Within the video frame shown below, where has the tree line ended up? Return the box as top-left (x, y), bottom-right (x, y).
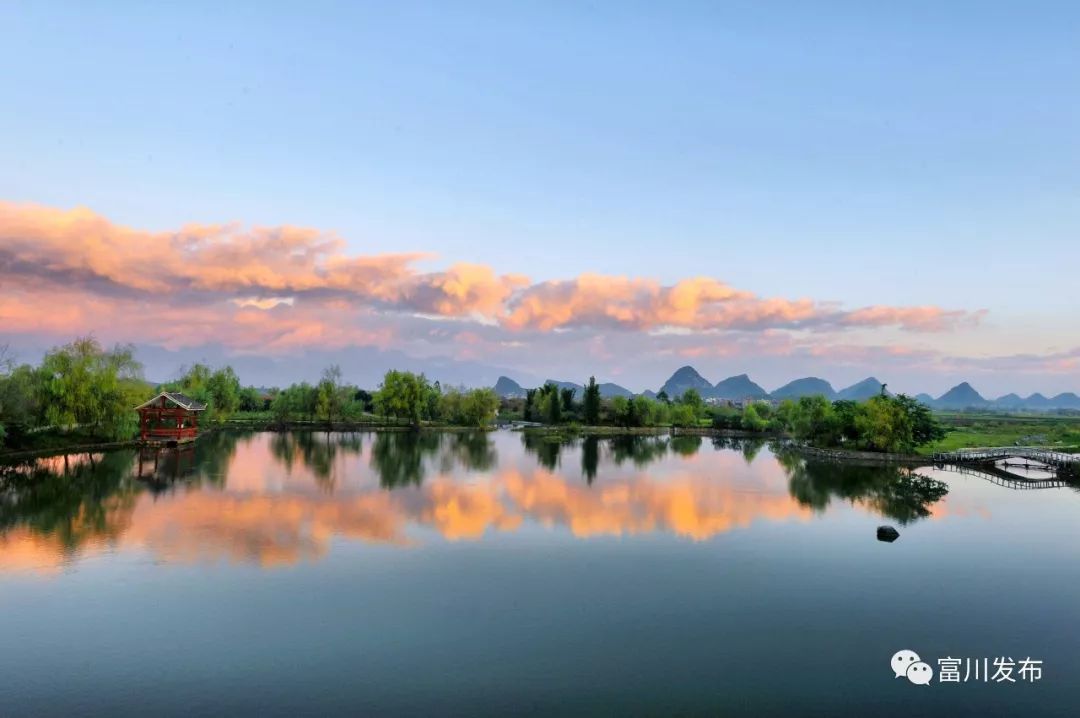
top-left (1, 337), bottom-right (943, 454)
top-left (0, 338), bottom-right (503, 449)
top-left (508, 377), bottom-right (945, 453)
top-left (269, 368), bottom-right (499, 429)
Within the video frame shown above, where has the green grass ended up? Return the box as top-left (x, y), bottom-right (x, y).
top-left (918, 412), bottom-right (1080, 454)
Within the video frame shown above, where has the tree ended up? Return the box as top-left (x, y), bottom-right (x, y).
top-left (461, 388), bottom-right (499, 427)
top-left (656, 390), bottom-right (670, 404)
top-left (272, 383), bottom-right (312, 422)
top-left (205, 366), bottom-right (241, 422)
top-left (166, 363), bottom-right (241, 423)
top-left (524, 388), bottom-right (538, 422)
top-left (855, 396), bottom-right (908, 452)
top-left (677, 389), bottom-right (704, 426)
top-left (373, 370), bottom-right (429, 427)
top-left (239, 386), bottom-right (264, 412)
top-left (545, 390), bottom-right (562, 424)
top-left (560, 387), bottom-right (576, 414)
top-left (610, 396), bottom-right (629, 426)
top-left (315, 365), bottom-right (345, 424)
top-left (534, 383), bottom-right (561, 425)
top-left (741, 403), bottom-right (768, 432)
top-left (37, 337), bottom-right (146, 439)
top-left (0, 363), bottom-right (41, 433)
top-left (670, 403), bottom-right (697, 428)
top-left (832, 399), bottom-right (861, 443)
top-left (894, 394), bottom-right (945, 447)
top-left (790, 395), bottom-right (841, 446)
top-left (632, 395), bottom-right (654, 426)
top-left (583, 376), bottom-right (601, 425)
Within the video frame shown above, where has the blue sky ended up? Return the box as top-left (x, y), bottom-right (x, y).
top-left (2, 1), bottom-right (1079, 393)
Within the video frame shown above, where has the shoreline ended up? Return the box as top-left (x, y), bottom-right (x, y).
top-left (0, 423), bottom-right (1063, 470)
top-left (783, 443), bottom-right (931, 466)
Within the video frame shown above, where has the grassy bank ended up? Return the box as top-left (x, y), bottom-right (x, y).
top-left (918, 412), bottom-right (1080, 454)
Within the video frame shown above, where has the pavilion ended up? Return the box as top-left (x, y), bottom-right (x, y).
top-left (134, 392), bottom-right (207, 444)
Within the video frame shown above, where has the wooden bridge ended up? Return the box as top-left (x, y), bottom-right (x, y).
top-left (931, 446), bottom-right (1079, 479)
top-left (932, 462), bottom-right (1073, 490)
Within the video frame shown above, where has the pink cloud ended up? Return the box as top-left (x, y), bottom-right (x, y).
top-left (0, 201), bottom-right (984, 355)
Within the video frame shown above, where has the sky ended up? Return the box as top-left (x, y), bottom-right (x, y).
top-left (2, 1), bottom-right (1079, 395)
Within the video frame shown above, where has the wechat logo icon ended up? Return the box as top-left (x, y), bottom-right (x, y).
top-left (892, 649), bottom-right (934, 685)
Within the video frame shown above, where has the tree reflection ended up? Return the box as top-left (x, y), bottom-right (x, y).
top-left (438, 432), bottom-right (497, 474)
top-left (779, 454), bottom-right (948, 525)
top-left (370, 431), bottom-right (441, 489)
top-left (711, 436), bottom-right (767, 464)
top-left (521, 433), bottom-right (565, 471)
top-left (669, 434), bottom-right (702, 457)
top-left (581, 436), bottom-right (599, 484)
top-left (609, 435), bottom-right (673, 467)
top-left (0, 451), bottom-right (141, 555)
top-left (268, 431), bottom-right (366, 491)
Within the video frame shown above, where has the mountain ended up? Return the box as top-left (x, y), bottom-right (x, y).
top-left (915, 393), bottom-right (936, 405)
top-left (770, 377), bottom-right (836, 400)
top-left (598, 382), bottom-right (633, 398)
top-left (498, 377), bottom-right (632, 400)
top-left (640, 389), bottom-right (658, 400)
top-left (995, 393), bottom-right (1025, 409)
top-left (1024, 392), bottom-right (1052, 410)
top-left (836, 377), bottom-right (887, 401)
top-left (494, 376), bottom-right (526, 398)
top-left (713, 374), bottom-right (768, 400)
top-left (545, 380), bottom-right (584, 396)
top-left (991, 392), bottom-right (1080, 411)
top-left (935, 382), bottom-right (988, 409)
top-left (1049, 392), bottom-right (1080, 409)
top-left (125, 342), bottom-right (544, 391)
top-left (660, 366), bottom-right (715, 399)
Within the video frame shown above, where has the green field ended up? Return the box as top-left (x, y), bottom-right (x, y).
top-left (918, 412), bottom-right (1080, 454)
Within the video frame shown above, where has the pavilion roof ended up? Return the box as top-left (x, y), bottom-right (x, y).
top-left (134, 391), bottom-right (208, 411)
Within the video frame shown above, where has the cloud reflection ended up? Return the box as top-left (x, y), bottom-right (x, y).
top-left (0, 431), bottom-right (953, 574)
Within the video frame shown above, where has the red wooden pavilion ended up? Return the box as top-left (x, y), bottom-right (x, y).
top-left (135, 392), bottom-right (207, 443)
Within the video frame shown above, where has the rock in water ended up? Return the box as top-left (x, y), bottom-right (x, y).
top-left (877, 526), bottom-right (900, 543)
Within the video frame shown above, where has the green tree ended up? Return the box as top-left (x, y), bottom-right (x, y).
top-left (790, 395), bottom-right (841, 446)
top-left (832, 399), bottom-right (861, 443)
top-left (238, 386), bottom-right (264, 412)
top-left (855, 396), bottom-right (908, 452)
top-left (534, 383), bottom-right (561, 425)
top-left (544, 390), bottom-right (562, 424)
top-left (0, 362), bottom-right (41, 439)
top-left (166, 363), bottom-right (241, 423)
top-left (560, 387), bottom-right (576, 414)
top-left (315, 365), bottom-right (345, 424)
top-left (523, 388), bottom-right (538, 422)
top-left (373, 370), bottom-right (430, 427)
top-left (583, 376), bottom-right (601, 425)
top-left (205, 366), bottom-right (241, 422)
top-left (461, 388), bottom-right (500, 427)
top-left (741, 403), bottom-right (768, 432)
top-left (894, 394), bottom-right (946, 447)
top-left (670, 403), bottom-right (697, 428)
top-left (37, 337), bottom-right (146, 439)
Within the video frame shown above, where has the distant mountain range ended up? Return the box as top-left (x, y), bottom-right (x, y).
top-left (493, 376), bottom-right (632, 400)
top-left (492, 366), bottom-right (1080, 412)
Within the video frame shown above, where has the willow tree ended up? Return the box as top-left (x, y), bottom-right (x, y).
top-left (37, 337), bottom-right (147, 439)
top-left (373, 370), bottom-right (429, 427)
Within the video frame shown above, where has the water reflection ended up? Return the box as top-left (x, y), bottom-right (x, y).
top-left (779, 455), bottom-right (949, 525)
top-left (0, 430), bottom-right (961, 573)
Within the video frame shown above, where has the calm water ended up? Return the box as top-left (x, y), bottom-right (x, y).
top-left (2, 431), bottom-right (1079, 717)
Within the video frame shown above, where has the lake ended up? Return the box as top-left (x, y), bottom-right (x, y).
top-left (2, 430), bottom-right (1079, 716)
